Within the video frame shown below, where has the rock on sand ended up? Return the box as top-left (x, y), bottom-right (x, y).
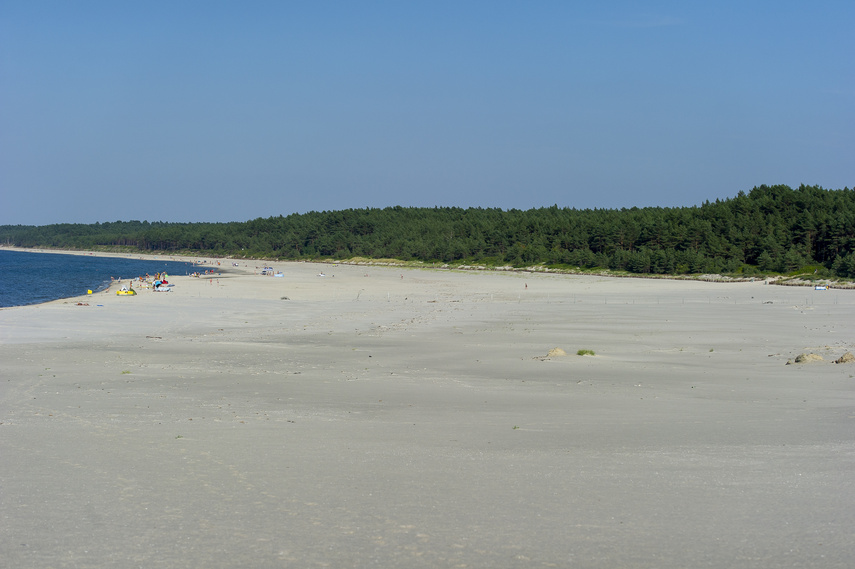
top-left (834, 351), bottom-right (855, 364)
top-left (786, 353), bottom-right (824, 365)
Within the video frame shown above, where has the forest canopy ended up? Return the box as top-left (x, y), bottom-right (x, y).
top-left (3, 185), bottom-right (855, 278)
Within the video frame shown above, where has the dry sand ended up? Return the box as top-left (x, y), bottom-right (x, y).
top-left (2, 258), bottom-right (854, 568)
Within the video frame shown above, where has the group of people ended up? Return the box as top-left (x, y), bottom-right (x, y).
top-left (110, 271), bottom-right (170, 293)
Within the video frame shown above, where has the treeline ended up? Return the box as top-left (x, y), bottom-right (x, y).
top-left (3, 184), bottom-right (855, 277)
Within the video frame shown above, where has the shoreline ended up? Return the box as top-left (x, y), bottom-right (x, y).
top-left (0, 247), bottom-right (213, 310)
top-left (1, 244), bottom-right (216, 264)
top-left (4, 244), bottom-right (852, 289)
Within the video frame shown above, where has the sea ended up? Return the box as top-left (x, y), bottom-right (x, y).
top-left (0, 249), bottom-right (199, 308)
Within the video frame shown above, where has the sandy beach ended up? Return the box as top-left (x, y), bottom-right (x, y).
top-left (2, 258), bottom-right (854, 568)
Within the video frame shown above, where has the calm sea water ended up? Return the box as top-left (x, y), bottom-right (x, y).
top-left (0, 250), bottom-right (198, 308)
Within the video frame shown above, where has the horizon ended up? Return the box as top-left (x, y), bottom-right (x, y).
top-left (2, 2), bottom-right (853, 225)
top-left (1, 182), bottom-right (852, 227)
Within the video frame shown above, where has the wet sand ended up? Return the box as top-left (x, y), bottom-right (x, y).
top-left (2, 259), bottom-right (854, 568)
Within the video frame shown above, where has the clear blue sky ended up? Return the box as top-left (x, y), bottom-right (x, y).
top-left (2, 1), bottom-right (852, 225)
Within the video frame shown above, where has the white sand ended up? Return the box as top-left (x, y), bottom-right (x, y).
top-left (2, 258), bottom-right (854, 568)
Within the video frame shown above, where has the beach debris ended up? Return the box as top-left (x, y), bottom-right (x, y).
top-left (547, 347), bottom-right (567, 357)
top-left (834, 352), bottom-right (855, 364)
top-left (786, 353), bottom-right (824, 365)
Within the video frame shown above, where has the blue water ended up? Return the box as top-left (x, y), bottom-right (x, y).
top-left (0, 250), bottom-right (199, 308)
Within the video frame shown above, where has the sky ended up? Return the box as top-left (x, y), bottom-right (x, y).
top-left (1, 1), bottom-right (853, 225)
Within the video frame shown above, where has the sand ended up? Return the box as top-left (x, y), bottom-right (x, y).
top-left (2, 257), bottom-right (854, 568)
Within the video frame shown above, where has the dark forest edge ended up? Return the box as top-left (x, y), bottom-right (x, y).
top-left (3, 184), bottom-right (855, 281)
